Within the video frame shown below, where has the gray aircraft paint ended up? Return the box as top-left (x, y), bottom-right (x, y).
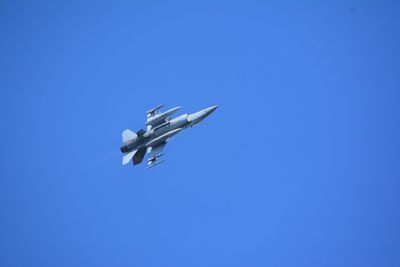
top-left (120, 105), bottom-right (218, 168)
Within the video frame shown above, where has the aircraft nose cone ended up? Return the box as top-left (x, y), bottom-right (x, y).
top-left (188, 105), bottom-right (218, 126)
top-left (205, 105), bottom-right (218, 115)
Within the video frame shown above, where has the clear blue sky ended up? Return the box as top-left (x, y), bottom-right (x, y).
top-left (1, 1), bottom-right (400, 266)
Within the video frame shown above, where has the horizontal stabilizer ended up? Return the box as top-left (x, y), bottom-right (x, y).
top-left (122, 150), bottom-right (137, 165)
top-left (122, 129), bottom-right (137, 143)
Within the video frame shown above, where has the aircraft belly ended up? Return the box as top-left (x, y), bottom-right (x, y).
top-left (146, 128), bottom-right (182, 147)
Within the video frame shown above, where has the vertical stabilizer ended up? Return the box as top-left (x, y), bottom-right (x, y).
top-left (122, 150), bottom-right (137, 165)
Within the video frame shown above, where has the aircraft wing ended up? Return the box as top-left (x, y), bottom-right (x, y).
top-left (147, 104), bottom-right (163, 116)
top-left (147, 141), bottom-right (167, 168)
top-left (145, 105), bottom-right (161, 130)
top-left (146, 105), bottom-right (180, 130)
top-left (146, 105), bottom-right (163, 122)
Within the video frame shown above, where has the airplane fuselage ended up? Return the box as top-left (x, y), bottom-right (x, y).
top-left (120, 113), bottom-right (191, 153)
top-left (120, 105), bottom-right (218, 167)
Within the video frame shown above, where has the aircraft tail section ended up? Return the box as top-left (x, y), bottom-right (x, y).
top-left (122, 150), bottom-right (137, 165)
top-left (122, 129), bottom-right (137, 143)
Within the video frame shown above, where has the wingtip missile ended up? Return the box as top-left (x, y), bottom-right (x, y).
top-left (146, 106), bottom-right (181, 126)
top-left (147, 159), bottom-right (165, 169)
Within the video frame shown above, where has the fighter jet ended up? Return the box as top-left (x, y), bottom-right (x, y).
top-left (120, 105), bottom-right (218, 168)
